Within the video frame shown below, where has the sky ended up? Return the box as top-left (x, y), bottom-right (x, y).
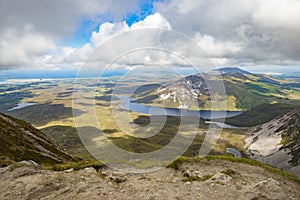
top-left (0, 0), bottom-right (300, 77)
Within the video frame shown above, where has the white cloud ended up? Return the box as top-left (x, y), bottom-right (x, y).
top-left (0, 0), bottom-right (140, 38)
top-left (32, 13), bottom-right (172, 70)
top-left (194, 33), bottom-right (242, 58)
top-left (0, 0), bottom-right (140, 70)
top-left (52, 12), bottom-right (241, 70)
top-left (91, 22), bottom-right (130, 47)
top-left (253, 0), bottom-right (300, 29)
top-left (131, 13), bottom-right (171, 30)
top-left (155, 0), bottom-right (300, 66)
top-left (0, 25), bottom-right (55, 68)
top-left (1, 0), bottom-right (300, 71)
top-left (91, 13), bottom-right (171, 47)
top-left (41, 43), bottom-right (93, 69)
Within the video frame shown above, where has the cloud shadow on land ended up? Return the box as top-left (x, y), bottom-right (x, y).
top-left (6, 103), bottom-right (85, 127)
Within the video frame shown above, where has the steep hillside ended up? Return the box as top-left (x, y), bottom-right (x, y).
top-left (224, 103), bottom-right (297, 127)
top-left (0, 113), bottom-right (77, 165)
top-left (245, 106), bottom-right (300, 176)
top-left (134, 67), bottom-right (300, 111)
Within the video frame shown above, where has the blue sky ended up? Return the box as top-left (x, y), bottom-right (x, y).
top-left (66, 0), bottom-right (163, 47)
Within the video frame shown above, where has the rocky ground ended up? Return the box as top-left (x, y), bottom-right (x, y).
top-left (1, 159), bottom-right (300, 200)
top-left (245, 107), bottom-right (300, 176)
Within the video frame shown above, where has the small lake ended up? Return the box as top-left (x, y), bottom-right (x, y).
top-left (205, 121), bottom-right (239, 129)
top-left (7, 102), bottom-right (36, 111)
top-left (118, 96), bottom-right (242, 120)
top-left (226, 148), bottom-right (242, 158)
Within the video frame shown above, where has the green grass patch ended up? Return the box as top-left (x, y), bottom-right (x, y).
top-left (44, 160), bottom-right (104, 171)
top-left (221, 169), bottom-right (236, 176)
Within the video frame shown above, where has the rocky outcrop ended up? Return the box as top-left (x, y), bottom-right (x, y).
top-left (245, 107), bottom-right (300, 176)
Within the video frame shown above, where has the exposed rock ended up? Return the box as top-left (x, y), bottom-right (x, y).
top-left (0, 159), bottom-right (300, 199)
top-left (64, 168), bottom-right (73, 173)
top-left (109, 175), bottom-right (127, 184)
top-left (252, 178), bottom-right (280, 190)
top-left (207, 172), bottom-right (232, 184)
top-left (245, 106), bottom-right (300, 177)
top-left (183, 170), bottom-right (192, 177)
top-left (20, 160), bottom-right (40, 168)
top-left (82, 167), bottom-right (97, 174)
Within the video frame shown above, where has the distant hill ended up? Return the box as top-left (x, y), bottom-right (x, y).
top-left (216, 67), bottom-right (252, 76)
top-left (133, 67), bottom-right (300, 111)
top-left (245, 106), bottom-right (300, 176)
top-left (0, 113), bottom-right (77, 165)
top-left (224, 103), bottom-right (297, 127)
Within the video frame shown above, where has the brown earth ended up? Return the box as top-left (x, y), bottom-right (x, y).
top-left (1, 159), bottom-right (300, 200)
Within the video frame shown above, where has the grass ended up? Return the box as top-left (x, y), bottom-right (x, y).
top-left (221, 169), bottom-right (236, 176)
top-left (167, 156), bottom-right (200, 170)
top-left (0, 157), bottom-right (14, 167)
top-left (44, 160), bottom-right (104, 171)
top-left (8, 162), bottom-right (34, 172)
top-left (41, 125), bottom-right (95, 160)
top-left (0, 112), bottom-right (77, 165)
top-left (41, 113), bottom-right (246, 161)
top-left (7, 103), bottom-right (83, 127)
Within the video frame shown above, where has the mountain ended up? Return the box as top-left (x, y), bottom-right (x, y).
top-left (217, 67), bottom-right (252, 75)
top-left (0, 113), bottom-right (77, 166)
top-left (216, 67), bottom-right (252, 79)
top-left (134, 67), bottom-right (300, 111)
top-left (245, 106), bottom-right (300, 176)
top-left (135, 74), bottom-right (210, 109)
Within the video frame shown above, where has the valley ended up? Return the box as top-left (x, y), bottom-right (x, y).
top-left (0, 68), bottom-right (300, 175)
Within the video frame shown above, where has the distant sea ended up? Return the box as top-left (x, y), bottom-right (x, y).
top-left (0, 69), bottom-right (129, 80)
top-left (0, 67), bottom-right (201, 80)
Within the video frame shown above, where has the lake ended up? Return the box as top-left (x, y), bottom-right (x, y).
top-left (7, 102), bottom-right (36, 111)
top-left (118, 96), bottom-right (242, 120)
top-left (226, 148), bottom-right (242, 158)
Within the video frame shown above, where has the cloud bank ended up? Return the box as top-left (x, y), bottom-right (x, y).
top-left (0, 0), bottom-right (299, 71)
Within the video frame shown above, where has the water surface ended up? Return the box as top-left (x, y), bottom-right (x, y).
top-left (118, 96), bottom-right (242, 120)
top-left (7, 103), bottom-right (36, 111)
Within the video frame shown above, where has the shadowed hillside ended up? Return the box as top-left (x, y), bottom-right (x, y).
top-left (0, 113), bottom-right (78, 166)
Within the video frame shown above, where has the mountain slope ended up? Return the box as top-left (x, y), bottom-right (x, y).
top-left (245, 106), bottom-right (300, 176)
top-left (0, 113), bottom-right (77, 165)
top-left (134, 67), bottom-right (300, 111)
top-left (224, 103), bottom-right (297, 127)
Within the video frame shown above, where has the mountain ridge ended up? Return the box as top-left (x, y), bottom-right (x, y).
top-left (134, 67), bottom-right (300, 110)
